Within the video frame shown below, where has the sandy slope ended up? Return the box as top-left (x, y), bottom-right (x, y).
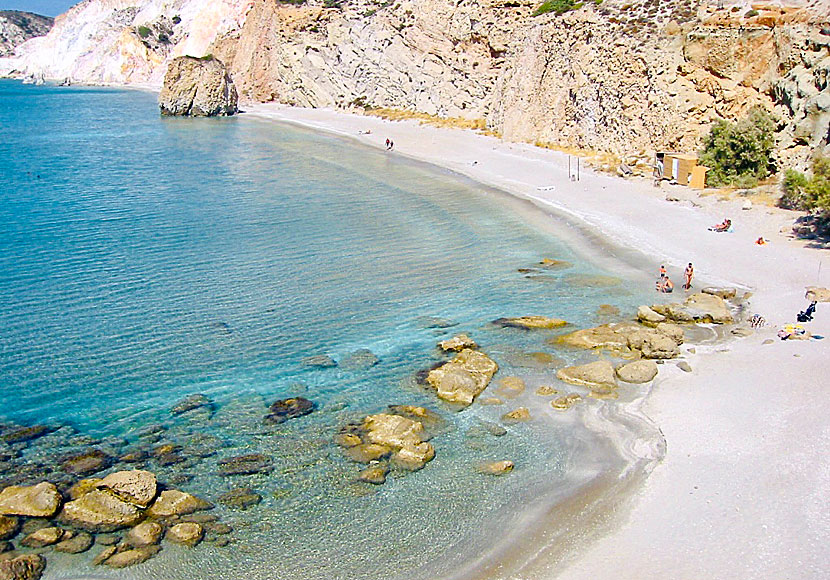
top-left (247, 103), bottom-right (830, 579)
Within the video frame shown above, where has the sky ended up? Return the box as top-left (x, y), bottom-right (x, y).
top-left (1, 1), bottom-right (77, 17)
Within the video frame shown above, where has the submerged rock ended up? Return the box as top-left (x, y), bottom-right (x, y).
top-left (159, 56), bottom-right (238, 117)
top-left (358, 465), bottom-right (388, 485)
top-left (60, 449), bottom-right (113, 477)
top-left (264, 397), bottom-right (315, 425)
top-left (0, 554), bottom-right (46, 580)
top-left (1, 425), bottom-right (52, 445)
top-left (301, 355), bottom-right (337, 368)
top-left (493, 316), bottom-right (568, 330)
top-left (551, 394), bottom-right (583, 410)
top-left (54, 530), bottom-right (94, 554)
top-left (425, 348), bottom-right (498, 406)
top-left (171, 394), bottom-right (213, 416)
top-left (340, 348), bottom-right (380, 369)
top-left (0, 483), bottom-right (62, 518)
top-left (0, 515), bottom-right (19, 540)
top-left (167, 522), bottom-right (204, 547)
top-left (494, 376), bottom-right (525, 399)
top-left (20, 526), bottom-right (66, 548)
top-left (501, 407), bottom-right (531, 422)
top-left (217, 454), bottom-right (273, 476)
top-left (218, 488), bottom-right (262, 510)
top-left (102, 545), bottom-right (161, 568)
top-left (477, 460), bottom-right (514, 475)
top-left (535, 385), bottom-right (559, 396)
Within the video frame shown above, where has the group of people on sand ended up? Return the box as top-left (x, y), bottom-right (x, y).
top-left (656, 262), bottom-right (694, 293)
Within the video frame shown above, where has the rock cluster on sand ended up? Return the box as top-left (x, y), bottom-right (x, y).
top-left (0, 469), bottom-right (222, 576)
top-left (616, 360), bottom-right (659, 384)
top-left (649, 292), bottom-right (734, 324)
top-left (424, 349), bottom-right (498, 406)
top-left (556, 321), bottom-right (685, 359)
top-left (337, 406), bottom-right (442, 484)
top-left (158, 56), bottom-right (238, 117)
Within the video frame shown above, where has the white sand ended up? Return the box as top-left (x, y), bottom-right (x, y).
top-left (246, 103), bottom-right (830, 579)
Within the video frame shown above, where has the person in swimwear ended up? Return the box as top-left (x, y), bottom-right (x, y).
top-left (683, 262), bottom-right (694, 290)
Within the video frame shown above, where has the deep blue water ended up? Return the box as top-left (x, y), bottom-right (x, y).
top-left (0, 80), bottom-right (651, 579)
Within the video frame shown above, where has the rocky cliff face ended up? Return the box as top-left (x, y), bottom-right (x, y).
top-left (2, 0), bottom-right (828, 171)
top-left (0, 11), bottom-right (53, 57)
top-left (158, 55), bottom-right (238, 116)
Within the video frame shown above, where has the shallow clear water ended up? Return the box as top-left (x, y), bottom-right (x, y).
top-left (0, 80), bottom-right (652, 579)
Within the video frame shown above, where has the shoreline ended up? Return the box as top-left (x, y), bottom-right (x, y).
top-left (245, 102), bottom-right (830, 579)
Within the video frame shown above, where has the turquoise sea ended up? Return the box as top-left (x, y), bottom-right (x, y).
top-left (0, 80), bottom-right (657, 579)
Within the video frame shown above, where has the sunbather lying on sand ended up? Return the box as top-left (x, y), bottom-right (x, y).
top-left (709, 218), bottom-right (731, 232)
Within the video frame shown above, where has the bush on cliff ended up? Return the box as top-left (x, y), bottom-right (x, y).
top-left (780, 154), bottom-right (830, 214)
top-left (534, 0), bottom-right (584, 17)
top-left (699, 106), bottom-right (776, 188)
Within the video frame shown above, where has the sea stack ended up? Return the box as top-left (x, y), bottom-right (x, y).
top-left (158, 55), bottom-right (238, 117)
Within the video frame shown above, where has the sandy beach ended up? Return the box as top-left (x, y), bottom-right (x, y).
top-left (247, 102), bottom-right (830, 579)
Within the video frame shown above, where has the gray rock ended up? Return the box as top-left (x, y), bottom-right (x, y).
top-left (340, 349), bottom-right (380, 369)
top-left (158, 56), bottom-right (238, 117)
top-left (677, 361), bottom-right (693, 373)
top-left (301, 354), bottom-right (337, 368)
top-left (217, 453), bottom-right (273, 476)
top-left (171, 394), bottom-right (213, 416)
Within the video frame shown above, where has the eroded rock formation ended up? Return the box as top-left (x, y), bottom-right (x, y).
top-left (158, 55), bottom-right (238, 116)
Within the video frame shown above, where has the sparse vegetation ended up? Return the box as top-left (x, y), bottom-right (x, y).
top-left (199, 53), bottom-right (214, 61)
top-left (699, 106), bottom-right (777, 188)
top-left (533, 0), bottom-right (584, 17)
top-left (137, 25), bottom-right (151, 38)
top-left (745, 9), bottom-right (759, 18)
top-left (780, 155), bottom-right (830, 214)
top-left (363, 107), bottom-right (494, 134)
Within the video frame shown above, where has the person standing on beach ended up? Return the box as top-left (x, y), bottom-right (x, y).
top-left (684, 263), bottom-right (694, 290)
top-left (659, 264), bottom-right (667, 277)
top-left (385, 138), bottom-right (390, 149)
top-left (389, 140), bottom-right (394, 150)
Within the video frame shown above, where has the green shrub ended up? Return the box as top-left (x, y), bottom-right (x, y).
top-left (745, 9), bottom-right (759, 18)
top-left (137, 25), bottom-right (151, 38)
top-left (199, 54), bottom-right (214, 61)
top-left (533, 0), bottom-right (584, 17)
top-left (699, 106), bottom-right (776, 188)
top-left (781, 155), bottom-right (830, 214)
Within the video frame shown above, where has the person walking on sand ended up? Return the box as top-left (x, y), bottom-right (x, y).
top-left (389, 140), bottom-right (394, 150)
top-left (385, 138), bottom-right (390, 149)
top-left (684, 262), bottom-right (694, 290)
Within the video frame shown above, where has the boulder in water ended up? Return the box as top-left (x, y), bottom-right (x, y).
top-left (0, 483), bottom-right (62, 517)
top-left (58, 490), bottom-right (143, 532)
top-left (557, 360), bottom-right (617, 390)
top-left (264, 397), bottom-right (315, 425)
top-left (158, 56), bottom-right (238, 117)
top-left (616, 360), bottom-right (659, 383)
top-left (425, 349), bottom-right (498, 406)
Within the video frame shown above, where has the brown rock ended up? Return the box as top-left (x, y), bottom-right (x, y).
top-left (0, 516), bottom-right (18, 541)
top-left (67, 478), bottom-right (102, 500)
top-left (391, 442), bottom-right (435, 471)
top-left (125, 522), bottom-right (163, 548)
top-left (60, 449), bottom-right (113, 477)
top-left (217, 453), bottom-right (273, 476)
top-left (98, 470), bottom-right (158, 508)
top-left (334, 433), bottom-right (362, 447)
top-left (501, 407), bottom-right (531, 422)
top-left (1, 426), bottom-right (51, 445)
top-left (0, 554), bottom-right (45, 580)
top-left (264, 397), bottom-right (315, 425)
top-left (551, 394), bottom-right (582, 410)
top-left (20, 527), bottom-right (65, 548)
top-left (91, 545), bottom-right (117, 566)
top-left (438, 334), bottom-right (477, 352)
top-left (167, 522), bottom-right (203, 547)
top-left (477, 460), bottom-right (514, 475)
top-left (343, 443), bottom-right (392, 463)
top-left (146, 490), bottom-right (212, 518)
top-left (493, 316), bottom-right (568, 329)
top-left (616, 360), bottom-right (659, 384)
top-left (425, 348), bottom-right (499, 406)
top-left (54, 531), bottom-right (94, 554)
top-left (0, 483), bottom-right (62, 518)
top-left (217, 488), bottom-right (262, 510)
top-left (535, 385), bottom-right (559, 396)
top-left (103, 545), bottom-right (161, 568)
top-left (58, 489), bottom-right (143, 532)
top-left (556, 360), bottom-right (617, 390)
top-left (158, 56), bottom-right (238, 117)
top-left (358, 466), bottom-right (388, 485)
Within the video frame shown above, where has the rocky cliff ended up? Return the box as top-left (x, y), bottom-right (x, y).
top-left (0, 11), bottom-right (53, 57)
top-left (2, 0), bottom-right (828, 171)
